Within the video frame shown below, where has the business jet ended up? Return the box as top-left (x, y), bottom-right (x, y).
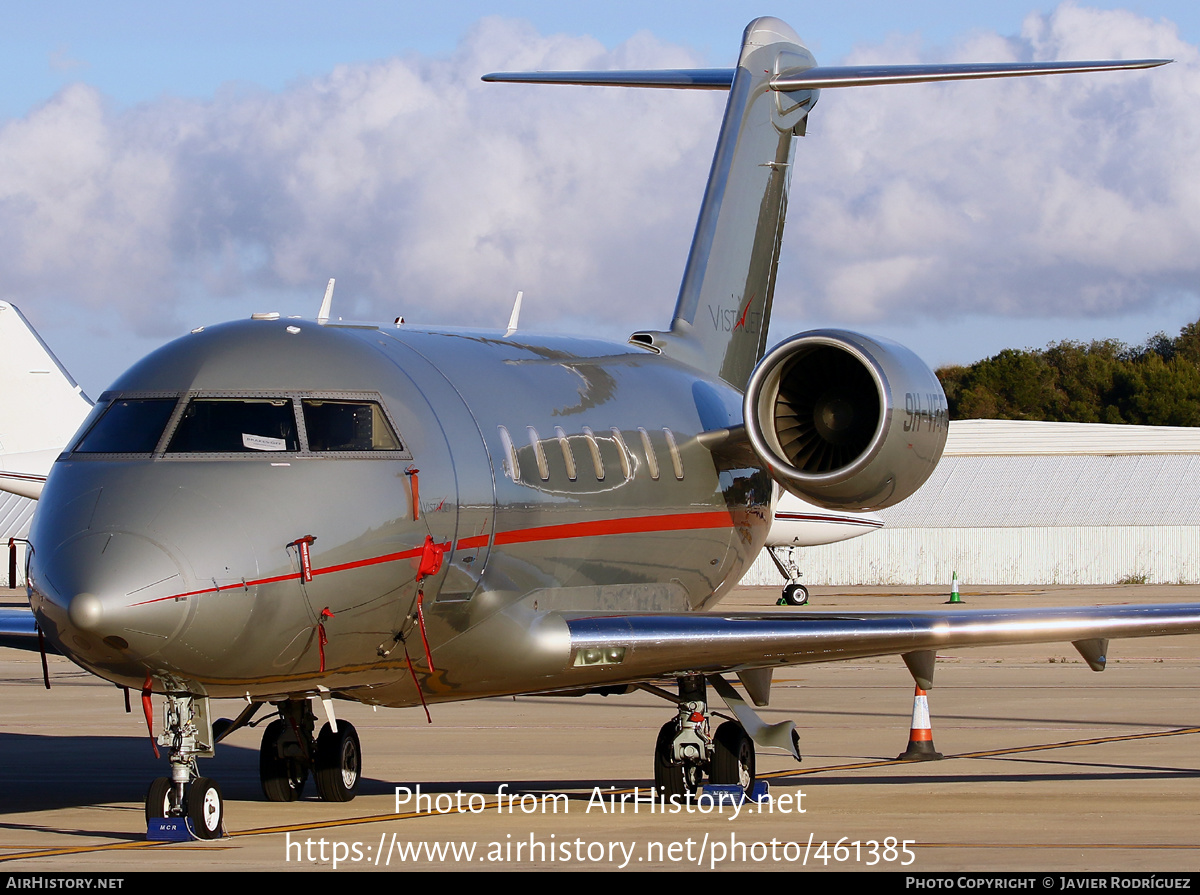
top-left (3, 18), bottom-right (1196, 840)
top-left (765, 493), bottom-right (882, 604)
top-left (0, 295), bottom-right (882, 611)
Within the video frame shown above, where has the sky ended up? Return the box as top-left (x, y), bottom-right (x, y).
top-left (1, 1), bottom-right (1198, 396)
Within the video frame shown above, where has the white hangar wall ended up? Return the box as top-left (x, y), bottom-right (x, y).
top-left (742, 420), bottom-right (1200, 587)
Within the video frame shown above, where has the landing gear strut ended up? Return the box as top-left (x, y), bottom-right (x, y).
top-left (144, 693), bottom-right (225, 840)
top-left (651, 677), bottom-right (757, 799)
top-left (769, 546), bottom-right (809, 606)
top-left (259, 703), bottom-right (311, 802)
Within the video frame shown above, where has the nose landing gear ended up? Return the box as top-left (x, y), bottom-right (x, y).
top-left (769, 546), bottom-right (809, 606)
top-left (144, 692), bottom-right (364, 839)
top-left (144, 693), bottom-right (225, 840)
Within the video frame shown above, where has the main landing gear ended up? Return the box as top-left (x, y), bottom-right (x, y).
top-left (652, 677), bottom-right (757, 799)
top-left (258, 699), bottom-right (361, 803)
top-left (768, 546), bottom-right (809, 606)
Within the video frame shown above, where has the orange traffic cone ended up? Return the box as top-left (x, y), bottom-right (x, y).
top-left (896, 685), bottom-right (943, 761)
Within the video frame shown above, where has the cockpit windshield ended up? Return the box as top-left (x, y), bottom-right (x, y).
top-left (166, 398), bottom-right (299, 453)
top-left (302, 399), bottom-right (403, 451)
top-left (73, 398), bottom-right (178, 453)
top-left (68, 392), bottom-right (405, 457)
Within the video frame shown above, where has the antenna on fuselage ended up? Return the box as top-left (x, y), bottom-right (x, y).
top-left (505, 291), bottom-right (523, 337)
top-left (317, 278), bottom-right (335, 323)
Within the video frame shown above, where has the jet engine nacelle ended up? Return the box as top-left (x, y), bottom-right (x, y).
top-left (744, 330), bottom-right (947, 511)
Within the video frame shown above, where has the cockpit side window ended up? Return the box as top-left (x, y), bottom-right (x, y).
top-left (73, 399), bottom-right (178, 454)
top-left (166, 398), bottom-right (299, 453)
top-left (301, 400), bottom-right (402, 451)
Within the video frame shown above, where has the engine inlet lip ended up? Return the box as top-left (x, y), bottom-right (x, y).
top-left (744, 331), bottom-right (891, 487)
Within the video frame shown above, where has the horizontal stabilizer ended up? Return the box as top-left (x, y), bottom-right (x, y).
top-left (483, 60), bottom-right (1169, 93)
top-left (481, 69), bottom-right (734, 89)
top-left (772, 59), bottom-right (1171, 90)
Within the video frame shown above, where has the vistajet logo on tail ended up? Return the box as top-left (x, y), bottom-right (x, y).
top-left (707, 294), bottom-right (759, 333)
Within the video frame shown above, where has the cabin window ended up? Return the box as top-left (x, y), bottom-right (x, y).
top-left (610, 428), bottom-right (632, 480)
top-left (638, 428), bottom-right (660, 480)
top-left (664, 428), bottom-right (684, 480)
top-left (73, 398), bottom-right (178, 454)
top-left (302, 399), bottom-right (402, 451)
top-left (527, 427), bottom-right (550, 481)
top-left (555, 427), bottom-right (577, 481)
top-left (581, 427), bottom-right (604, 481)
top-left (166, 398), bottom-right (299, 453)
top-left (498, 426), bottom-right (520, 480)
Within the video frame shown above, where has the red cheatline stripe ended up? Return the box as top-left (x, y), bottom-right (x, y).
top-left (131, 545), bottom-right (432, 606)
top-left (461, 510), bottom-right (733, 549)
top-left (773, 511), bottom-right (883, 527)
top-left (132, 510), bottom-right (735, 606)
top-left (0, 471), bottom-right (47, 482)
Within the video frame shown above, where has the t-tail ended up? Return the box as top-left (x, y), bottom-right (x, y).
top-left (484, 16), bottom-right (1168, 390)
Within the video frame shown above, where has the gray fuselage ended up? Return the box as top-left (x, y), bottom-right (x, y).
top-left (27, 317), bottom-right (772, 707)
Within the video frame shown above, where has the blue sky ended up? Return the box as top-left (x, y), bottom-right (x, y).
top-left (4, 2), bottom-right (1195, 117)
top-left (2, 1), bottom-right (1198, 395)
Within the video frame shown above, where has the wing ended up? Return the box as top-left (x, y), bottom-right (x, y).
top-left (0, 607), bottom-right (57, 653)
top-left (563, 602), bottom-right (1200, 684)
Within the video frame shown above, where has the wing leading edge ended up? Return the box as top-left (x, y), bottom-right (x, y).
top-left (563, 602), bottom-right (1200, 683)
top-left (0, 607), bottom-right (56, 653)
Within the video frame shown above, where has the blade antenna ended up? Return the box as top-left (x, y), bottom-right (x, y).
top-left (317, 278), bottom-right (335, 323)
top-left (505, 291), bottom-right (523, 337)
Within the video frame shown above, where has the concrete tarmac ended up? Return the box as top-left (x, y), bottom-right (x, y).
top-left (2, 584), bottom-right (1199, 872)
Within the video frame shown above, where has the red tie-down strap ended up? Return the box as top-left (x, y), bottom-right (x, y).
top-left (290, 534), bottom-right (317, 582)
top-left (318, 607), bottom-right (335, 672)
top-left (142, 674), bottom-right (159, 759)
top-left (404, 467), bottom-right (421, 521)
top-left (404, 647), bottom-right (433, 724)
top-left (414, 535), bottom-right (444, 672)
top-left (36, 624), bottom-right (50, 690)
top-left (414, 589), bottom-right (436, 673)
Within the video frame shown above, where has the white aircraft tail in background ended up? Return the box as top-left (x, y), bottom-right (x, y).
top-left (0, 302), bottom-right (93, 499)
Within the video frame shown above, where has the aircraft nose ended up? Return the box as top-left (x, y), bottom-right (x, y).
top-left (30, 531), bottom-right (192, 679)
top-left (67, 591), bottom-right (105, 632)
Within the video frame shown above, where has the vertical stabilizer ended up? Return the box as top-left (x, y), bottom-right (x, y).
top-left (631, 18), bottom-right (818, 387)
top-left (0, 302), bottom-right (93, 498)
top-left (484, 19), bottom-right (1156, 389)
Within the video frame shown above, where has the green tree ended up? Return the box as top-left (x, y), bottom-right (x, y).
top-left (935, 317), bottom-right (1200, 426)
